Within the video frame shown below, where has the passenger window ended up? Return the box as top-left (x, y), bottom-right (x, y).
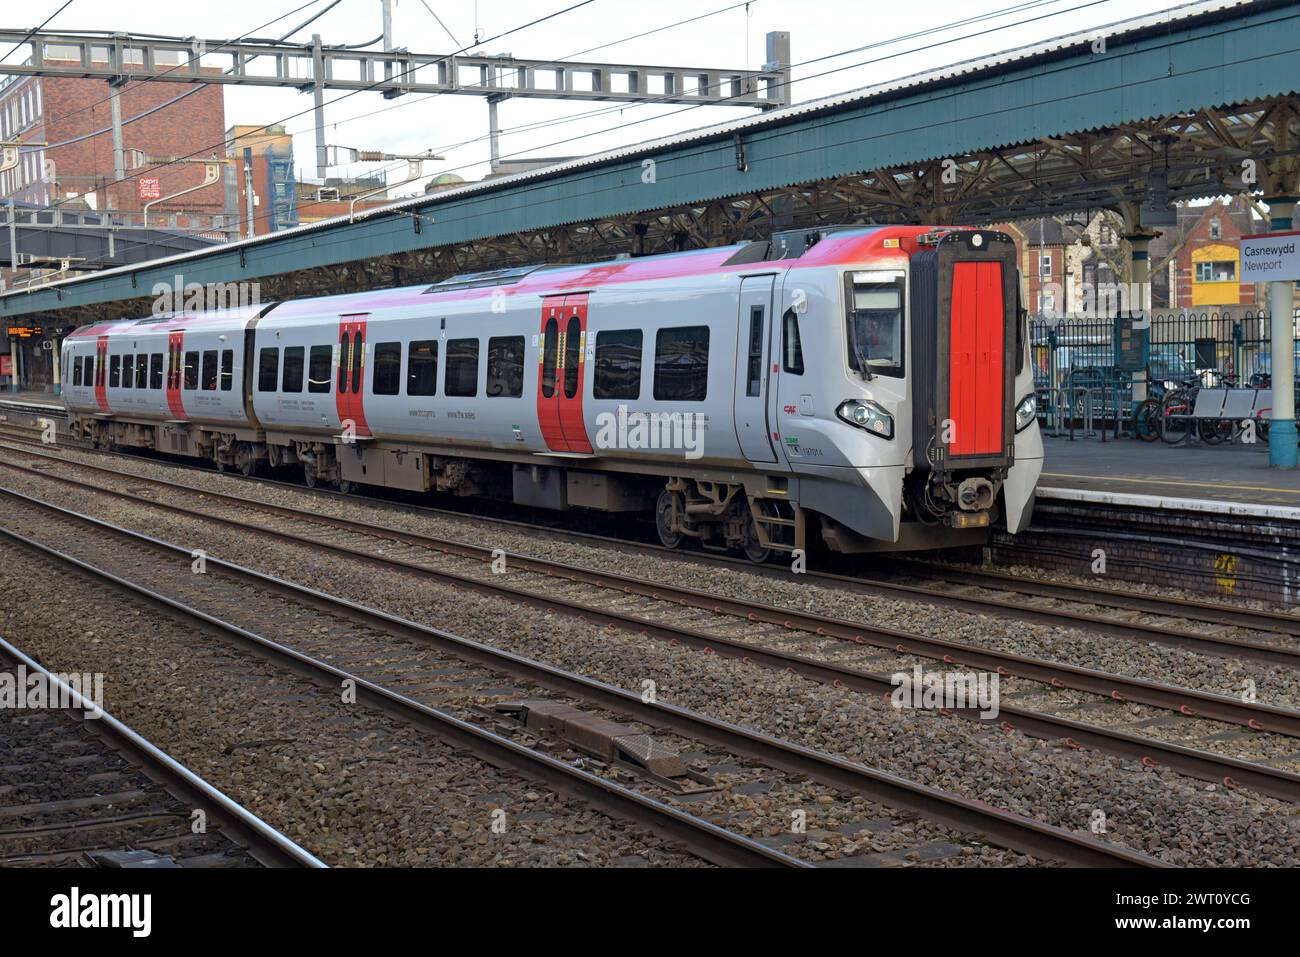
top-left (653, 326), bottom-right (709, 401)
top-left (109, 354), bottom-right (121, 388)
top-left (201, 350), bottom-right (218, 390)
top-left (73, 356), bottom-right (82, 386)
top-left (541, 317), bottom-right (558, 399)
top-left (183, 351), bottom-right (199, 390)
top-left (220, 350), bottom-right (234, 391)
top-left (563, 317), bottom-right (581, 399)
top-left (373, 342), bottom-right (401, 396)
top-left (135, 354), bottom-right (148, 389)
top-left (308, 345), bottom-right (332, 394)
top-left (122, 355), bottom-right (135, 388)
top-left (282, 346), bottom-right (305, 393)
top-left (445, 337), bottom-right (479, 398)
top-left (258, 347), bottom-right (279, 392)
top-left (85, 356), bottom-right (95, 386)
top-left (593, 329), bottom-right (642, 400)
top-left (486, 336), bottom-right (524, 398)
top-left (783, 310), bottom-right (804, 375)
top-left (351, 331), bottom-right (363, 394)
top-left (746, 306), bottom-right (764, 397)
top-left (407, 340), bottom-right (438, 396)
top-left (150, 353), bottom-right (163, 390)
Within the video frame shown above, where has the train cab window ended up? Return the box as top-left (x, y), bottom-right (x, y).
top-left (184, 351), bottom-right (200, 390)
top-left (150, 353), bottom-right (164, 390)
top-left (746, 306), bottom-right (765, 396)
top-left (445, 337), bottom-right (479, 397)
top-left (201, 350), bottom-right (218, 390)
top-left (220, 350), bottom-right (234, 391)
top-left (258, 347), bottom-right (279, 392)
top-left (847, 278), bottom-right (904, 378)
top-left (407, 340), bottom-right (438, 396)
top-left (783, 310), bottom-right (805, 375)
top-left (486, 336), bottom-right (524, 398)
top-left (594, 329), bottom-right (641, 399)
top-left (373, 342), bottom-right (401, 396)
top-left (73, 356), bottom-right (82, 387)
top-left (653, 326), bottom-right (709, 401)
top-left (135, 354), bottom-right (149, 389)
top-left (563, 318), bottom-right (581, 399)
top-left (541, 317), bottom-right (559, 399)
top-left (308, 345), bottom-right (332, 394)
top-left (282, 347), bottom-right (305, 393)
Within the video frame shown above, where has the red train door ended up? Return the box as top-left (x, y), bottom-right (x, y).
top-left (537, 295), bottom-right (567, 451)
top-left (948, 261), bottom-right (1005, 456)
top-left (94, 335), bottom-right (110, 412)
top-left (557, 294), bottom-right (592, 453)
top-left (336, 315), bottom-right (372, 438)
top-left (165, 331), bottom-right (186, 419)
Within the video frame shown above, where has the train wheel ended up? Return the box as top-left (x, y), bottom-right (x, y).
top-left (303, 465), bottom-right (317, 489)
top-left (740, 510), bottom-right (773, 564)
top-left (237, 443), bottom-right (258, 477)
top-left (655, 489), bottom-right (683, 549)
top-left (337, 479), bottom-right (355, 495)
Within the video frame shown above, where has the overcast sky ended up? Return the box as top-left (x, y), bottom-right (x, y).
top-left (12, 0), bottom-right (1197, 192)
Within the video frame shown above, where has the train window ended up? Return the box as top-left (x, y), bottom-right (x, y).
top-left (373, 342), bottom-right (401, 396)
top-left (486, 336), bottom-right (524, 398)
top-left (746, 306), bottom-right (765, 396)
top-left (123, 355), bottom-right (135, 388)
top-left (445, 338), bottom-right (479, 397)
top-left (308, 345), bottom-right (332, 394)
top-left (541, 317), bottom-right (558, 399)
top-left (282, 347), bottom-right (305, 393)
top-left (201, 350), bottom-right (218, 390)
top-left (350, 331), bottom-right (363, 395)
top-left (258, 347), bottom-right (279, 392)
top-left (653, 326), bottom-right (709, 401)
top-left (407, 340), bottom-right (438, 396)
top-left (73, 356), bottom-right (82, 387)
top-left (150, 353), bottom-right (164, 390)
top-left (109, 354), bottom-right (121, 388)
top-left (783, 310), bottom-right (805, 375)
top-left (184, 351), bottom-right (199, 390)
top-left (85, 356), bottom-right (95, 386)
top-left (594, 329), bottom-right (641, 399)
top-left (135, 354), bottom-right (149, 389)
top-left (337, 332), bottom-right (350, 393)
top-left (220, 350), bottom-right (234, 391)
top-left (847, 279), bottom-right (904, 378)
top-left (563, 318), bottom-right (581, 399)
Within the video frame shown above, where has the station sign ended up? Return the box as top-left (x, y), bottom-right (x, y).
top-left (6, 325), bottom-right (41, 338)
top-left (137, 177), bottom-right (162, 200)
top-left (1241, 231), bottom-right (1300, 282)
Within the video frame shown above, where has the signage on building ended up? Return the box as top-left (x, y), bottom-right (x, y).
top-left (1241, 230), bottom-right (1300, 282)
top-left (6, 325), bottom-right (41, 338)
top-left (137, 177), bottom-right (162, 200)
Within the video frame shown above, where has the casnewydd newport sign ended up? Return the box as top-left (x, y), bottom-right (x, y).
top-left (1241, 231), bottom-right (1300, 282)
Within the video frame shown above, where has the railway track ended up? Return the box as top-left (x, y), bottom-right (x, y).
top-left (0, 481), bottom-right (1160, 867)
top-left (0, 637), bottom-right (324, 869)
top-left (4, 444), bottom-right (1300, 772)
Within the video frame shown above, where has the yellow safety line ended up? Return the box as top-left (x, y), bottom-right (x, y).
top-left (1042, 472), bottom-right (1300, 496)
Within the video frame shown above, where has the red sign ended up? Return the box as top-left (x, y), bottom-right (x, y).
top-left (137, 177), bottom-right (162, 200)
top-left (0, 356), bottom-right (11, 377)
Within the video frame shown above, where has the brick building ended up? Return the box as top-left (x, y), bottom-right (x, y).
top-left (1161, 196), bottom-right (1262, 308)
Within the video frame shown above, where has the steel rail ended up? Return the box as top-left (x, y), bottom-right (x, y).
top-left (0, 522), bottom-right (805, 869)
top-left (2, 452), bottom-right (1297, 741)
top-left (0, 484), bottom-right (1161, 867)
top-left (0, 636), bottom-right (328, 869)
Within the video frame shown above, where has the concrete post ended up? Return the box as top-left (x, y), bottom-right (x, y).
top-left (1268, 198), bottom-right (1297, 468)
top-left (1124, 232), bottom-right (1155, 410)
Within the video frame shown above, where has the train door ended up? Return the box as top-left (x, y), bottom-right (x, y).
top-left (336, 315), bottom-right (372, 438)
top-left (948, 261), bottom-right (1005, 457)
top-left (733, 276), bottom-right (778, 463)
top-left (538, 295), bottom-right (568, 451)
top-left (165, 331), bottom-right (186, 419)
top-left (94, 335), bottom-right (110, 413)
top-left (557, 293), bottom-right (592, 453)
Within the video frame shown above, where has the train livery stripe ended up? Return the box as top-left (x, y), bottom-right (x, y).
top-left (948, 261), bottom-right (1004, 457)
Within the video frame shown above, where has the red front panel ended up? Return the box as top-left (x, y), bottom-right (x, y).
top-left (948, 261), bottom-right (1004, 457)
top-left (335, 316), bottom-right (372, 438)
top-left (165, 331), bottom-right (186, 419)
top-left (537, 296), bottom-right (567, 451)
top-left (556, 294), bottom-right (592, 454)
top-left (94, 336), bottom-right (110, 413)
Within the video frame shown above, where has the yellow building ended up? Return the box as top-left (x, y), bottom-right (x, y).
top-left (1190, 243), bottom-right (1241, 306)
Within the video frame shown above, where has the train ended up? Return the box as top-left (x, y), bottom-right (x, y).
top-left (61, 224), bottom-right (1043, 559)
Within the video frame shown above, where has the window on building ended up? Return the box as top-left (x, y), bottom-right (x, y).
top-left (783, 310), bottom-right (804, 375)
top-left (282, 346), bottom-right (304, 392)
top-left (109, 354), bottom-right (121, 388)
top-left (1039, 254), bottom-right (1052, 278)
top-left (308, 345), bottom-right (332, 393)
top-left (407, 340), bottom-right (438, 396)
top-left (220, 350), bottom-right (234, 391)
top-left (593, 329), bottom-right (642, 399)
top-left (486, 336), bottom-right (525, 397)
top-left (445, 338), bottom-right (480, 397)
top-left (653, 326), bottom-right (710, 401)
top-left (1195, 261), bottom-right (1236, 283)
top-left (373, 342), bottom-right (401, 395)
top-left (201, 350), bottom-right (218, 390)
top-left (150, 353), bottom-right (163, 390)
top-left (184, 351), bottom-right (199, 390)
top-left (258, 347), bottom-right (279, 392)
top-left (1210, 218), bottom-right (1222, 240)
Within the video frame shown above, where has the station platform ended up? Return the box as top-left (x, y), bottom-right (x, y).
top-left (0, 391), bottom-right (66, 415)
top-left (1038, 436), bottom-right (1300, 518)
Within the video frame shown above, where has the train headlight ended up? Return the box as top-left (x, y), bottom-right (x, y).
top-left (1015, 394), bottom-right (1038, 432)
top-left (837, 399), bottom-right (894, 439)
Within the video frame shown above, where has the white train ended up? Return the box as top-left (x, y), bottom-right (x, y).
top-left (62, 225), bottom-right (1043, 558)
